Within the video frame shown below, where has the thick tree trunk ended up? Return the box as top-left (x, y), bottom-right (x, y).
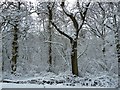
top-left (71, 40), bottom-right (78, 76)
top-left (11, 26), bottom-right (18, 74)
top-left (11, 1), bottom-right (21, 74)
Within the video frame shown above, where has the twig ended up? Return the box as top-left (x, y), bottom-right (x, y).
top-left (77, 44), bottom-right (88, 59)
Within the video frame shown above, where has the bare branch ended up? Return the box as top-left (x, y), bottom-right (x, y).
top-left (77, 44), bottom-right (88, 59)
top-left (87, 23), bottom-right (101, 38)
top-left (51, 21), bottom-right (73, 42)
top-left (77, 2), bottom-right (90, 38)
top-left (61, 2), bottom-right (79, 31)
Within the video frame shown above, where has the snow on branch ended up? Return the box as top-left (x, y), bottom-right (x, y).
top-left (51, 21), bottom-right (73, 42)
top-left (44, 40), bottom-right (63, 46)
top-left (54, 45), bottom-right (69, 66)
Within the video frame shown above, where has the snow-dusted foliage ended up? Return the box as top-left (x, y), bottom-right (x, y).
top-left (0, 0), bottom-right (119, 88)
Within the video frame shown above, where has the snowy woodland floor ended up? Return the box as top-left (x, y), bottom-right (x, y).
top-left (0, 71), bottom-right (118, 88)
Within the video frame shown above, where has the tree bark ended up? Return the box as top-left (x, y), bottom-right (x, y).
top-left (11, 26), bottom-right (18, 74)
top-left (48, 16), bottom-right (52, 72)
top-left (47, 3), bottom-right (53, 72)
top-left (71, 40), bottom-right (78, 76)
top-left (113, 15), bottom-right (120, 62)
top-left (11, 2), bottom-right (21, 74)
top-left (114, 30), bottom-right (120, 62)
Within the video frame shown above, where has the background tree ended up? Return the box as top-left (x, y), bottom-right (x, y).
top-left (109, 2), bottom-right (120, 63)
top-left (86, 2), bottom-right (111, 71)
top-left (0, 0), bottom-right (34, 75)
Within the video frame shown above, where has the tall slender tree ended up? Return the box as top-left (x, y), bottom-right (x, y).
top-left (11, 2), bottom-right (21, 74)
top-left (47, 2), bottom-right (55, 72)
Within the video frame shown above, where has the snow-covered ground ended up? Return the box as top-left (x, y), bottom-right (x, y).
top-left (1, 83), bottom-right (105, 88)
top-left (1, 71), bottom-right (118, 88)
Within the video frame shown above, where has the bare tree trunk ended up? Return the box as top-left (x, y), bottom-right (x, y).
top-left (101, 37), bottom-right (109, 71)
top-left (114, 30), bottom-right (120, 62)
top-left (102, 38), bottom-right (106, 57)
top-left (113, 15), bottom-right (120, 62)
top-left (48, 19), bottom-right (52, 72)
top-left (47, 3), bottom-right (53, 72)
top-left (71, 39), bottom-right (78, 76)
top-left (11, 26), bottom-right (18, 74)
top-left (10, 1), bottom-right (21, 74)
